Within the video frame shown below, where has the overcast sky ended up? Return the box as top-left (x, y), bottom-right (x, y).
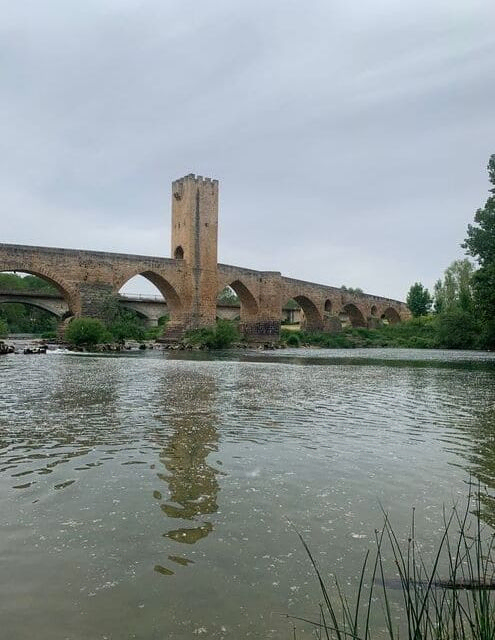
top-left (2, 0), bottom-right (494, 300)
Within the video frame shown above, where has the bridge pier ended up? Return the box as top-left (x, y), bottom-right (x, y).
top-left (78, 283), bottom-right (115, 318)
top-left (239, 320), bottom-right (281, 343)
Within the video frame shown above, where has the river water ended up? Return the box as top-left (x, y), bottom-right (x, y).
top-left (1, 348), bottom-right (495, 639)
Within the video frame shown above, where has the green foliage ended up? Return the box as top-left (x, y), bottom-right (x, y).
top-left (434, 309), bottom-right (481, 349)
top-left (217, 286), bottom-right (240, 305)
top-left (286, 333), bottom-right (301, 347)
top-left (185, 319), bottom-right (239, 349)
top-left (0, 317), bottom-right (8, 338)
top-left (284, 298), bottom-right (300, 310)
top-left (0, 272), bottom-right (57, 292)
top-left (95, 296), bottom-right (150, 343)
top-left (463, 154), bottom-right (495, 348)
top-left (0, 273), bottom-right (59, 334)
top-left (0, 303), bottom-right (58, 335)
top-left (406, 282), bottom-right (433, 317)
top-left (434, 259), bottom-right (475, 314)
top-left (281, 317), bottom-right (439, 349)
top-left (65, 317), bottom-right (108, 346)
top-left (144, 325), bottom-right (163, 341)
top-left (107, 309), bottom-right (146, 343)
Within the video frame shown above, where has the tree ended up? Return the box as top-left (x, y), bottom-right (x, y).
top-left (433, 259), bottom-right (475, 314)
top-left (435, 309), bottom-right (480, 349)
top-left (65, 317), bottom-right (107, 346)
top-left (406, 282), bottom-right (432, 317)
top-left (217, 286), bottom-right (239, 305)
top-left (463, 154), bottom-right (495, 346)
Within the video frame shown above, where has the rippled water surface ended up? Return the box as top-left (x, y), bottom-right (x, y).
top-left (2, 348), bottom-right (495, 639)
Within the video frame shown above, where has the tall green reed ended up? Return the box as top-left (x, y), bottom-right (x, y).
top-left (289, 485), bottom-right (495, 640)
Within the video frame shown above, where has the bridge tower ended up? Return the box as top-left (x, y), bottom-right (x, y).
top-left (171, 174), bottom-right (219, 329)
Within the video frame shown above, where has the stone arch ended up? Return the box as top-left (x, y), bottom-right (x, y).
top-left (115, 270), bottom-right (183, 320)
top-left (324, 299), bottom-right (333, 314)
top-left (289, 295), bottom-right (324, 331)
top-left (224, 279), bottom-right (258, 320)
top-left (342, 303), bottom-right (366, 328)
top-left (0, 265), bottom-right (77, 314)
top-left (174, 246), bottom-right (184, 260)
top-left (370, 305), bottom-right (377, 316)
top-left (381, 307), bottom-right (401, 325)
top-left (0, 298), bottom-right (65, 318)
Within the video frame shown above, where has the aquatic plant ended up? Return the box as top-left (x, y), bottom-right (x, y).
top-left (290, 485), bottom-right (495, 640)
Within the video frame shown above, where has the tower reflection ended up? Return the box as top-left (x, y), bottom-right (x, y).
top-left (153, 368), bottom-right (220, 573)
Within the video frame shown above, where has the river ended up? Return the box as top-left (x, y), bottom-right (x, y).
top-left (1, 348), bottom-right (495, 639)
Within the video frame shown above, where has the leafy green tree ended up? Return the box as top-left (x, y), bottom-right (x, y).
top-left (463, 154), bottom-right (495, 347)
top-left (217, 286), bottom-right (239, 305)
top-left (434, 309), bottom-right (480, 349)
top-left (107, 309), bottom-right (146, 343)
top-left (433, 259), bottom-right (475, 314)
top-left (0, 272), bottom-right (56, 292)
top-left (65, 317), bottom-right (107, 346)
top-left (406, 282), bottom-right (432, 317)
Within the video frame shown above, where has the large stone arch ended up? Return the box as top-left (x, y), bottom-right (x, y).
top-left (285, 294), bottom-right (324, 331)
top-left (381, 307), bottom-right (401, 325)
top-left (222, 279), bottom-right (259, 321)
top-left (0, 264), bottom-right (78, 314)
top-left (115, 270), bottom-right (183, 320)
top-left (342, 303), bottom-right (366, 328)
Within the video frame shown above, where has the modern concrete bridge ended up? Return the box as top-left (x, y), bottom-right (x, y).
top-left (0, 174), bottom-right (409, 341)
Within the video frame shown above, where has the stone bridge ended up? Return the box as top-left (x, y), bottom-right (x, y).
top-left (0, 174), bottom-right (410, 341)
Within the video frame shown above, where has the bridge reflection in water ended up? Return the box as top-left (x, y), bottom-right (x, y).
top-left (153, 369), bottom-right (220, 575)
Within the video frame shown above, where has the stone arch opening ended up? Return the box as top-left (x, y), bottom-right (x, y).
top-left (342, 303), bottom-right (366, 328)
top-left (324, 299), bottom-right (333, 314)
top-left (370, 305), bottom-right (377, 316)
top-left (117, 272), bottom-right (182, 321)
top-left (283, 294), bottom-right (323, 332)
top-left (216, 286), bottom-right (241, 321)
top-left (381, 307), bottom-right (401, 325)
top-left (174, 246), bottom-right (184, 260)
top-left (221, 280), bottom-right (258, 321)
top-left (0, 267), bottom-right (76, 313)
top-left (0, 269), bottom-right (73, 335)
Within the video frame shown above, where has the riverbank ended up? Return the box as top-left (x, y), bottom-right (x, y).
top-left (281, 315), bottom-right (482, 349)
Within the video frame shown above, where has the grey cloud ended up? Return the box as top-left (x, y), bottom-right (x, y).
top-left (1, 0), bottom-right (495, 299)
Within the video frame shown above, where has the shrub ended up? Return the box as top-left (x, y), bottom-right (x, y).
top-left (286, 333), bottom-right (301, 347)
top-left (64, 317), bottom-right (107, 347)
top-left (434, 309), bottom-right (481, 349)
top-left (185, 319), bottom-right (239, 349)
top-left (145, 326), bottom-right (163, 341)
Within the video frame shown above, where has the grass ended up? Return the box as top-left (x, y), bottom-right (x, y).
top-left (289, 485), bottom-right (495, 640)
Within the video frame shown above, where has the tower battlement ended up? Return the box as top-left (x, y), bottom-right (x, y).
top-left (172, 174), bottom-right (218, 200)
